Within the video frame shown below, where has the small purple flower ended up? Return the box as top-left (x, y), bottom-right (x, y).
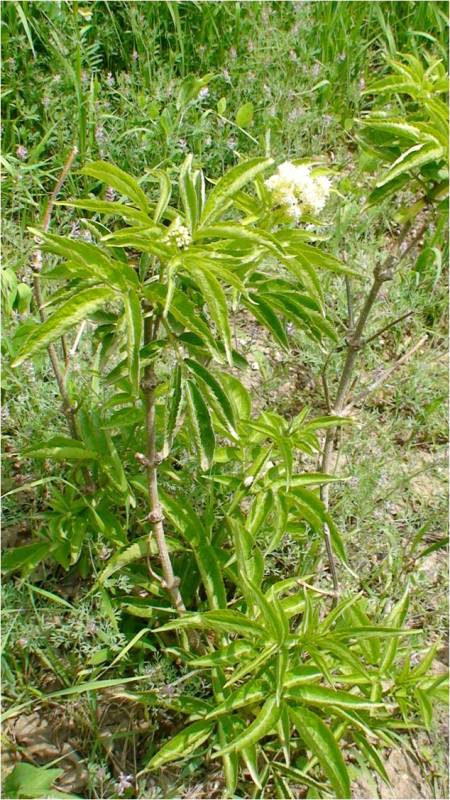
top-left (132, 49), bottom-right (138, 62)
top-left (311, 62), bottom-right (321, 79)
top-left (222, 68), bottom-right (231, 82)
top-left (323, 114), bottom-right (333, 126)
top-left (337, 51), bottom-right (346, 62)
top-left (106, 72), bottom-right (115, 88)
top-left (116, 773), bottom-right (133, 796)
top-left (359, 77), bottom-right (366, 91)
top-left (99, 546), bottom-right (112, 560)
top-left (247, 40), bottom-right (254, 53)
top-left (105, 186), bottom-right (116, 202)
top-left (289, 50), bottom-right (298, 63)
top-left (42, 95), bottom-right (51, 109)
top-left (199, 86), bottom-right (209, 99)
top-left (81, 70), bottom-right (89, 86)
top-left (16, 145), bottom-right (28, 160)
top-left (229, 46), bottom-right (237, 60)
top-left (178, 137), bottom-right (187, 152)
top-left (227, 136), bottom-right (237, 151)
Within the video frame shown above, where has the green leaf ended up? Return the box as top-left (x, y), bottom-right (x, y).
top-left (286, 684), bottom-right (383, 710)
top-left (236, 102), bottom-right (254, 128)
top-left (155, 609), bottom-right (267, 638)
top-left (276, 702), bottom-right (291, 765)
top-left (185, 379), bottom-right (215, 470)
top-left (377, 142), bottom-right (443, 187)
top-left (201, 157), bottom-right (273, 226)
top-left (185, 358), bottom-right (237, 438)
top-left (151, 169), bottom-right (172, 223)
top-left (193, 224), bottom-right (283, 256)
top-left (98, 535), bottom-right (181, 583)
top-left (124, 289), bottom-right (143, 397)
top-left (189, 641), bottom-right (256, 669)
top-left (163, 365), bottom-right (183, 457)
top-left (379, 584), bottom-right (410, 673)
top-left (28, 229), bottom-right (137, 289)
top-left (196, 541), bottom-right (227, 610)
top-left (3, 763), bottom-right (64, 799)
top-left (147, 719), bottom-right (214, 769)
top-left (25, 436), bottom-right (98, 461)
top-left (415, 688), bottom-right (433, 730)
top-left (179, 153), bottom-right (199, 232)
top-left (2, 542), bottom-right (50, 575)
top-left (57, 198), bottom-right (153, 226)
top-left (187, 264), bottom-right (233, 365)
top-left (289, 706), bottom-right (351, 798)
top-left (217, 718), bottom-right (239, 796)
top-left (12, 287), bottom-right (114, 367)
top-left (213, 695), bottom-right (281, 757)
top-left (205, 678), bottom-right (268, 719)
top-left (243, 295), bottom-right (289, 350)
top-left (352, 730), bottom-right (391, 784)
top-left (80, 161), bottom-right (150, 212)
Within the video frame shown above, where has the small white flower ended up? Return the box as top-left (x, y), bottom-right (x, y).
top-left (199, 86), bottom-right (209, 99)
top-left (16, 145), bottom-right (28, 160)
top-left (265, 160), bottom-right (331, 221)
top-left (165, 216), bottom-right (191, 249)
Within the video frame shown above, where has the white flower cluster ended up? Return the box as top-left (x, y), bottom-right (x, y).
top-left (165, 216), bottom-right (192, 249)
top-left (265, 161), bottom-right (331, 220)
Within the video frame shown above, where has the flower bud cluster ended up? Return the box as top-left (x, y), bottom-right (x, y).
top-left (265, 160), bottom-right (331, 220)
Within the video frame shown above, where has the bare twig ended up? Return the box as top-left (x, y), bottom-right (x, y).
top-left (319, 218), bottom-right (425, 596)
top-left (362, 310), bottom-right (413, 347)
top-left (349, 335), bottom-right (428, 408)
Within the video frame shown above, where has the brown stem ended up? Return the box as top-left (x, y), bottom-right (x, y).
top-left (143, 314), bottom-right (186, 615)
top-left (320, 220), bottom-right (416, 595)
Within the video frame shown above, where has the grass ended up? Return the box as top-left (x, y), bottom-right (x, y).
top-left (1, 2), bottom-right (448, 798)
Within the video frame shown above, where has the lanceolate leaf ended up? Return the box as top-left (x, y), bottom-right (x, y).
top-left (147, 719), bottom-right (214, 769)
top-left (152, 169), bottom-right (172, 223)
top-left (179, 154), bottom-right (199, 232)
top-left (286, 684), bottom-right (383, 710)
top-left (185, 358), bottom-right (237, 438)
top-left (80, 161), bottom-right (150, 213)
top-left (185, 379), bottom-right (215, 470)
top-left (187, 265), bottom-right (233, 365)
top-left (28, 229), bottom-right (137, 289)
top-left (377, 142), bottom-right (443, 187)
top-left (123, 289), bottom-right (142, 397)
top-left (163, 365), bottom-right (183, 457)
top-left (201, 157), bottom-right (274, 226)
top-left (213, 695), bottom-right (281, 757)
top-left (57, 198), bottom-right (152, 226)
top-left (12, 287), bottom-right (114, 367)
top-left (289, 706), bottom-right (351, 798)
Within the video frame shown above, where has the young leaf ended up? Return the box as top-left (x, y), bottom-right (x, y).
top-left (185, 379), bottom-right (215, 470)
top-left (289, 706), bottom-right (351, 798)
top-left (12, 287), bottom-right (115, 367)
top-left (147, 719), bottom-right (214, 769)
top-left (201, 157), bottom-right (274, 226)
